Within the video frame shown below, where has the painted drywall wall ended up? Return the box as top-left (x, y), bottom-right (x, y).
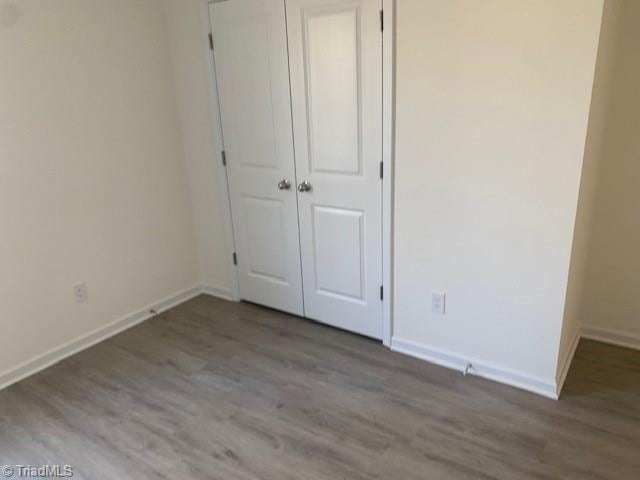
top-left (393, 0), bottom-right (604, 386)
top-left (558, 0), bottom-right (623, 378)
top-left (0, 0), bottom-right (199, 376)
top-left (163, 0), bottom-right (232, 296)
top-left (581, 0), bottom-right (640, 342)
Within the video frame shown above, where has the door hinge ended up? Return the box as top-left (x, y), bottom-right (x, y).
top-left (380, 285), bottom-right (384, 301)
top-left (208, 33), bottom-right (214, 51)
top-left (380, 10), bottom-right (384, 32)
top-left (379, 161), bottom-right (384, 179)
top-left (221, 150), bottom-right (227, 166)
top-left (233, 253), bottom-right (237, 265)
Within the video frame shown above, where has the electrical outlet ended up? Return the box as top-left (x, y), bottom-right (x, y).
top-left (431, 291), bottom-right (446, 315)
top-left (74, 282), bottom-right (88, 304)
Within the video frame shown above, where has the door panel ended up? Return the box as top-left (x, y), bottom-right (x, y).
top-left (243, 195), bottom-right (288, 282)
top-left (210, 0), bottom-right (304, 315)
top-left (313, 206), bottom-right (365, 301)
top-left (305, 6), bottom-right (361, 175)
top-left (286, 0), bottom-right (383, 338)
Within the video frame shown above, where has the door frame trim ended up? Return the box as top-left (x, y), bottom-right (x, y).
top-left (202, 0), bottom-right (396, 346)
top-left (201, 0), bottom-right (241, 301)
top-left (381, 0), bottom-right (395, 347)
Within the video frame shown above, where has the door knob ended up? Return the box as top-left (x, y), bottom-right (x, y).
top-left (297, 181), bottom-right (312, 192)
top-left (278, 179), bottom-right (291, 190)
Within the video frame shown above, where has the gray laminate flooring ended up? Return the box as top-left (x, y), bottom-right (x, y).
top-left (1, 295), bottom-right (639, 479)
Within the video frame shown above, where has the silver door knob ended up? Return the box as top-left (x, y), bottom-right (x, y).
top-left (297, 181), bottom-right (312, 192)
top-left (278, 179), bottom-right (291, 190)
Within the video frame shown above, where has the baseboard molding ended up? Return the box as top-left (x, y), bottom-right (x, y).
top-left (556, 331), bottom-right (581, 398)
top-left (0, 285), bottom-right (203, 393)
top-left (201, 283), bottom-right (233, 301)
top-left (391, 337), bottom-right (559, 400)
top-left (10, 283), bottom-right (619, 402)
top-left (581, 325), bottom-right (640, 351)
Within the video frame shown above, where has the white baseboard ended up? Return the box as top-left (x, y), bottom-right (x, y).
top-left (0, 285), bottom-right (203, 393)
top-left (391, 337), bottom-right (559, 400)
top-left (581, 325), bottom-right (640, 351)
top-left (201, 283), bottom-right (233, 301)
top-left (556, 331), bottom-right (581, 397)
top-left (14, 283), bottom-right (633, 403)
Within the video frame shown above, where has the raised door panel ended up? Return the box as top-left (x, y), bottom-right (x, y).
top-left (304, 6), bottom-right (361, 175)
top-left (221, 17), bottom-right (279, 169)
top-left (243, 196), bottom-right (288, 283)
top-left (313, 206), bottom-right (365, 301)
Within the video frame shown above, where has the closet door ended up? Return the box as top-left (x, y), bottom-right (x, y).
top-left (286, 0), bottom-right (383, 338)
top-left (210, 0), bottom-right (304, 315)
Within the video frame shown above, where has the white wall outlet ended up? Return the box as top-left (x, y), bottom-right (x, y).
top-left (431, 291), bottom-right (446, 315)
top-left (74, 282), bottom-right (88, 304)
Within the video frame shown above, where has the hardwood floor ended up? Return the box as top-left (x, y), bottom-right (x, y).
top-left (1, 295), bottom-right (639, 479)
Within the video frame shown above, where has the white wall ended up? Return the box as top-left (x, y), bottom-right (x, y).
top-left (558, 0), bottom-right (623, 377)
top-left (163, 0), bottom-right (232, 296)
top-left (393, 0), bottom-right (604, 389)
top-left (0, 0), bottom-right (199, 377)
top-left (581, 0), bottom-right (640, 342)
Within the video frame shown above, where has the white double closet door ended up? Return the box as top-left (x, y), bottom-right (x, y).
top-left (210, 0), bottom-right (383, 339)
